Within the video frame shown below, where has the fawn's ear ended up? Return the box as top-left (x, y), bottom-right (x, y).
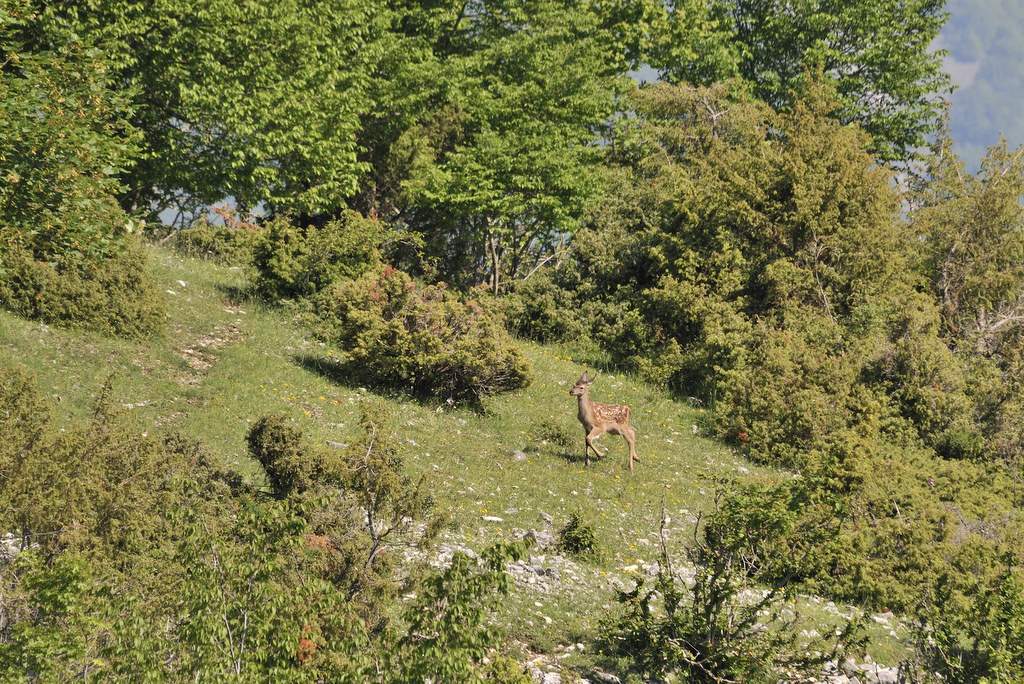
top-left (579, 371), bottom-right (593, 385)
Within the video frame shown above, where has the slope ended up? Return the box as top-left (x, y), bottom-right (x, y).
top-left (0, 246), bottom-right (911, 674)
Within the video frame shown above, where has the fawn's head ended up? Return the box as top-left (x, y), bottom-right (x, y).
top-left (569, 372), bottom-right (593, 397)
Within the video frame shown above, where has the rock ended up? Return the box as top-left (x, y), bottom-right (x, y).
top-left (540, 511), bottom-right (553, 525)
top-left (482, 515), bottom-right (504, 523)
top-left (523, 529), bottom-right (555, 549)
top-left (1, 532), bottom-right (21, 561)
top-left (841, 658), bottom-right (860, 677)
top-left (121, 400), bottom-right (154, 409)
top-left (589, 669), bottom-right (621, 684)
top-left (512, 450), bottom-right (528, 461)
top-left (876, 669), bottom-right (898, 684)
top-left (541, 673), bottom-right (561, 684)
top-left (858, 664), bottom-right (898, 684)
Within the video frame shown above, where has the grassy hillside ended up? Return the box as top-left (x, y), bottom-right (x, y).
top-left (0, 246), bottom-right (911, 674)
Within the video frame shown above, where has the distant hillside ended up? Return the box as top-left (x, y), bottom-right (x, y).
top-left (943, 0), bottom-right (1024, 167)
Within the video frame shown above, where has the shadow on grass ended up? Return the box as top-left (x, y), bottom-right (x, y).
top-left (294, 354), bottom-right (353, 386)
top-left (557, 449), bottom-right (590, 465)
top-left (293, 353), bottom-right (489, 414)
top-left (215, 282), bottom-right (261, 307)
top-left (526, 441), bottom-right (591, 465)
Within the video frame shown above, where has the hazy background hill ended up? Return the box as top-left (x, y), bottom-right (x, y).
top-left (943, 0), bottom-right (1024, 168)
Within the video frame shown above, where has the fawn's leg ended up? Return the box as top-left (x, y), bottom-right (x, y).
top-left (586, 427), bottom-right (606, 458)
top-left (622, 426), bottom-right (638, 471)
top-left (583, 431), bottom-right (590, 467)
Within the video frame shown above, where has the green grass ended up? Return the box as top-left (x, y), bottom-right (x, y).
top-left (0, 245), bottom-right (912, 672)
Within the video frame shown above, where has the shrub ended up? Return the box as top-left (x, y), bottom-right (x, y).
top-left (311, 265), bottom-right (531, 405)
top-left (247, 407), bottom-right (442, 613)
top-left (711, 315), bottom-right (862, 469)
top-left (536, 418), bottom-right (575, 451)
top-left (253, 211), bottom-right (384, 300)
top-left (246, 415), bottom-right (315, 499)
top-left (0, 371), bottom-right (521, 681)
top-left (0, 3), bottom-right (165, 338)
top-left (166, 212), bottom-right (264, 266)
top-left (908, 567), bottom-right (1024, 683)
top-left (934, 428), bottom-right (987, 461)
top-left (0, 237), bottom-right (164, 338)
top-left (557, 512), bottom-right (598, 558)
top-left (0, 370), bottom-right (229, 561)
top-left (396, 543), bottom-right (527, 682)
top-left (502, 269), bottom-right (584, 342)
top-left (599, 507), bottom-right (865, 683)
top-left (0, 552), bottom-right (98, 682)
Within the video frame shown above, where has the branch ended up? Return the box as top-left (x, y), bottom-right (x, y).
top-left (522, 247), bottom-right (566, 282)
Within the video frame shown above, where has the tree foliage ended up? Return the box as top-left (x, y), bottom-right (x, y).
top-left (542, 80), bottom-right (1024, 611)
top-left (0, 0), bottom-right (163, 336)
top-left (693, 0), bottom-right (952, 162)
top-left (39, 0), bottom-right (384, 218)
top-left (360, 0), bottom-right (631, 292)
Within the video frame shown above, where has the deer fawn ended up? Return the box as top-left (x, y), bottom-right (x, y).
top-left (569, 372), bottom-right (639, 471)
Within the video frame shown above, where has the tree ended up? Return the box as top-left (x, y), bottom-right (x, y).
top-left (911, 131), bottom-right (1024, 353)
top-left (0, 0), bottom-right (163, 335)
top-left (0, 0), bottom-right (139, 263)
top-left (576, 78), bottom-right (910, 393)
top-left (38, 0), bottom-right (384, 220)
top-left (656, 0), bottom-right (952, 163)
top-left (365, 0), bottom-right (629, 292)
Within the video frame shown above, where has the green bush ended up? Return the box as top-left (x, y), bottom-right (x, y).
top-left (253, 211), bottom-right (384, 300)
top-left (502, 269), bottom-right (584, 342)
top-left (311, 265), bottom-right (531, 405)
top-left (0, 369), bottom-right (520, 681)
top-left (395, 543), bottom-right (527, 683)
top-left (908, 567), bottom-right (1024, 683)
top-left (536, 418), bottom-right (575, 451)
top-left (557, 511), bottom-right (598, 558)
top-left (0, 3), bottom-right (164, 338)
top-left (0, 369), bottom-right (229, 561)
top-left (934, 428), bottom-right (987, 461)
top-left (166, 215), bottom-right (264, 266)
top-left (599, 506), bottom-right (865, 683)
top-left (0, 237), bottom-right (165, 338)
top-left (246, 415), bottom-right (315, 499)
